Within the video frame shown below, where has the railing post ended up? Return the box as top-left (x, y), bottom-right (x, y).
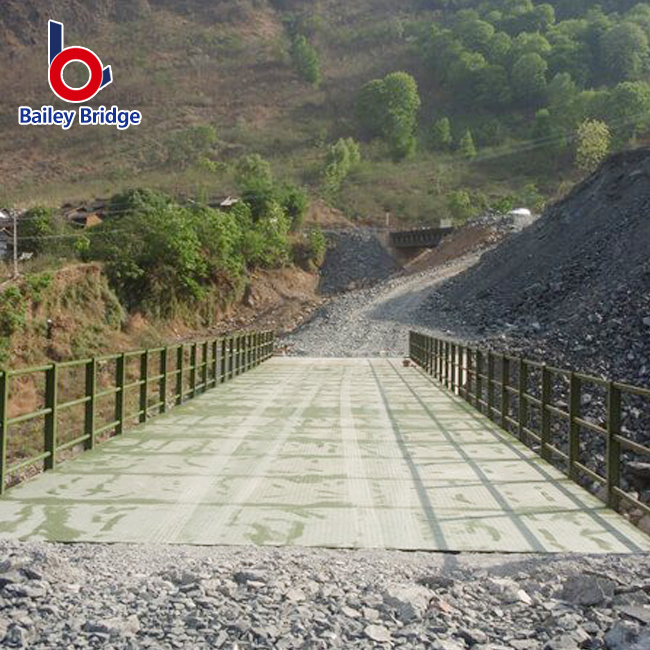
top-left (84, 358), bottom-right (96, 450)
top-left (202, 341), bottom-right (209, 391)
top-left (487, 352), bottom-right (494, 420)
top-left (501, 356), bottom-right (509, 430)
top-left (212, 340), bottom-right (218, 387)
top-left (221, 339), bottom-right (227, 383)
top-left (467, 348), bottom-right (474, 402)
top-left (476, 350), bottom-right (483, 412)
top-left (115, 353), bottom-right (126, 434)
top-left (606, 381), bottom-right (621, 510)
top-left (444, 342), bottom-right (450, 388)
top-left (568, 372), bottom-right (581, 480)
top-left (254, 332), bottom-right (260, 366)
top-left (140, 350), bottom-right (149, 423)
top-left (190, 343), bottom-right (198, 397)
top-left (541, 365), bottom-right (552, 461)
top-left (160, 347), bottom-right (168, 414)
top-left (450, 344), bottom-right (456, 392)
top-left (176, 345), bottom-right (184, 405)
top-left (0, 371), bottom-right (8, 495)
top-left (228, 337), bottom-right (234, 379)
top-left (44, 363), bottom-right (58, 470)
top-left (518, 357), bottom-right (528, 443)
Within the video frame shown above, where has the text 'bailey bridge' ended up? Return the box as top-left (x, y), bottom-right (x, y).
top-left (0, 331), bottom-right (649, 553)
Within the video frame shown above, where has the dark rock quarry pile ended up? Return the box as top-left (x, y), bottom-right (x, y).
top-left (420, 148), bottom-right (650, 389)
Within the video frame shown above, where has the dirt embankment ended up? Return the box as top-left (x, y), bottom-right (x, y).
top-left (5, 262), bottom-right (323, 370)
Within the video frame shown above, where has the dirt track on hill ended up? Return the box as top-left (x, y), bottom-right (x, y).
top-left (281, 252), bottom-right (482, 357)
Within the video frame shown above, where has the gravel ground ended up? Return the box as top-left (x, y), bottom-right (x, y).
top-left (2, 541), bottom-right (650, 650)
top-left (282, 254), bottom-right (481, 357)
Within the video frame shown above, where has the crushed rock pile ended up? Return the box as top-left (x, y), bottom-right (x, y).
top-left (318, 229), bottom-right (402, 295)
top-left (419, 148), bottom-right (650, 388)
top-left (2, 542), bottom-right (650, 650)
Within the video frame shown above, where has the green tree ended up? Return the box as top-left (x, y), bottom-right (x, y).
top-left (601, 23), bottom-right (650, 82)
top-left (357, 72), bottom-right (421, 160)
top-left (485, 32), bottom-right (513, 66)
top-left (606, 81), bottom-right (650, 142)
top-left (448, 190), bottom-right (476, 223)
top-left (90, 204), bottom-right (208, 314)
top-left (475, 64), bottom-right (512, 108)
top-left (290, 35), bottom-right (321, 86)
top-left (235, 154), bottom-right (273, 189)
top-left (456, 18), bottom-right (495, 53)
top-left (575, 119), bottom-right (611, 172)
top-left (279, 184), bottom-right (310, 232)
top-left (431, 117), bottom-right (453, 150)
top-left (511, 32), bottom-right (551, 61)
top-left (458, 129), bottom-right (477, 159)
top-left (512, 53), bottom-right (548, 105)
top-left (19, 207), bottom-right (56, 255)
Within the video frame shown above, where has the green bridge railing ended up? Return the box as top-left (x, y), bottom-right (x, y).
top-left (0, 331), bottom-right (275, 494)
top-left (409, 331), bottom-right (650, 518)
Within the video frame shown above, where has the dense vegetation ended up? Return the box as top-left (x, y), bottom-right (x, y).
top-left (9, 155), bottom-right (324, 319)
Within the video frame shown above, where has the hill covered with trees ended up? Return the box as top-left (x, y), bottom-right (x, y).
top-left (1, 0), bottom-right (649, 225)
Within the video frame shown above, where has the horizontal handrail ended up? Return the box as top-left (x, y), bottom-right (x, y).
top-left (409, 331), bottom-right (650, 519)
top-left (0, 330), bottom-right (275, 494)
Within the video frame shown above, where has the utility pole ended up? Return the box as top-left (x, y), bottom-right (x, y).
top-left (12, 212), bottom-right (17, 278)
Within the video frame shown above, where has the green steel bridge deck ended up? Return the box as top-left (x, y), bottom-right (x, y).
top-left (0, 358), bottom-right (648, 553)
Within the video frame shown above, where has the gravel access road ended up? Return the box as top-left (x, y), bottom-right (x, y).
top-left (282, 254), bottom-right (482, 358)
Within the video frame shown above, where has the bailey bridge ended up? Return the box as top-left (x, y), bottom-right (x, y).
top-left (0, 332), bottom-right (648, 553)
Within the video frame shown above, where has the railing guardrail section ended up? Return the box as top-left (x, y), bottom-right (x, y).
top-left (0, 330), bottom-right (275, 494)
top-left (408, 331), bottom-right (650, 518)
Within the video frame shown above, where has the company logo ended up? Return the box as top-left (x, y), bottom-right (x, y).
top-left (18, 20), bottom-right (142, 130)
top-left (48, 20), bottom-right (112, 104)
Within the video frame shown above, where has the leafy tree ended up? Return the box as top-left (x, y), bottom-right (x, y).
top-left (605, 81), bottom-right (650, 142)
top-left (235, 154), bottom-right (273, 190)
top-left (458, 129), bottom-right (477, 159)
top-left (279, 184), bottom-right (310, 231)
top-left (357, 72), bottom-right (421, 160)
top-left (511, 32), bottom-right (551, 61)
top-left (485, 31), bottom-right (513, 66)
top-left (575, 119), bottom-right (611, 172)
top-left (475, 64), bottom-right (512, 108)
top-left (431, 117), bottom-right (453, 150)
top-left (90, 204), bottom-right (208, 314)
top-left (449, 50), bottom-right (487, 102)
top-left (19, 207), bottom-right (57, 255)
top-left (456, 18), bottom-right (495, 53)
top-left (290, 35), bottom-right (321, 86)
top-left (448, 190), bottom-right (476, 223)
top-left (235, 154), bottom-right (277, 219)
top-left (512, 52), bottom-right (548, 105)
top-left (601, 23), bottom-right (650, 82)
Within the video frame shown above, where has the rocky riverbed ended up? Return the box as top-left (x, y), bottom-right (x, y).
top-left (1, 542), bottom-right (650, 650)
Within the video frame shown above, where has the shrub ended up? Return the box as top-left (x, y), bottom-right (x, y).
top-left (323, 138), bottom-right (362, 196)
top-left (290, 35), bottom-right (321, 86)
